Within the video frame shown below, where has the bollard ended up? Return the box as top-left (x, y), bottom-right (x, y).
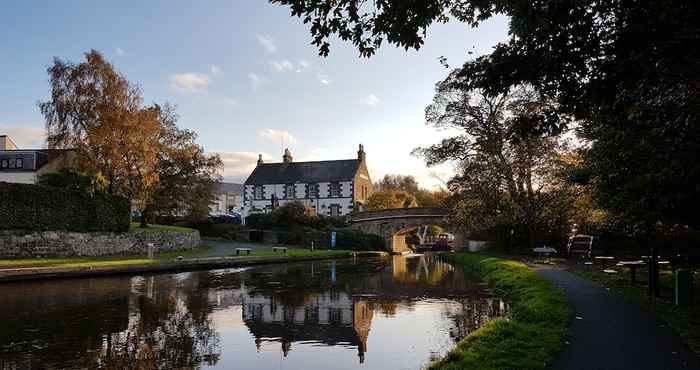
top-left (675, 270), bottom-right (694, 307)
top-left (147, 243), bottom-right (155, 259)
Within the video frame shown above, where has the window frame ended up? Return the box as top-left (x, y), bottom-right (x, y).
top-left (329, 204), bottom-right (341, 217)
top-left (308, 183), bottom-right (319, 198)
top-left (253, 185), bottom-right (264, 200)
top-left (329, 182), bottom-right (341, 198)
top-left (285, 183), bottom-right (295, 199)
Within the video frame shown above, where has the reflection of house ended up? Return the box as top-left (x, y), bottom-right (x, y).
top-left (0, 135), bottom-right (74, 184)
top-left (243, 145), bottom-right (373, 216)
top-left (211, 182), bottom-right (244, 214)
top-left (242, 290), bottom-right (373, 362)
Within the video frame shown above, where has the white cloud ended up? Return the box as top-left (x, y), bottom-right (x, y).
top-left (248, 72), bottom-right (262, 89)
top-left (271, 60), bottom-right (294, 72)
top-left (257, 129), bottom-right (298, 145)
top-left (116, 47), bottom-right (125, 56)
top-left (0, 124), bottom-right (46, 148)
top-left (210, 65), bottom-right (221, 75)
top-left (213, 151), bottom-right (272, 182)
top-left (170, 73), bottom-right (210, 93)
top-left (298, 147), bottom-right (332, 162)
top-left (318, 74), bottom-right (332, 85)
top-left (255, 34), bottom-right (277, 53)
top-left (298, 60), bottom-right (311, 69)
top-left (362, 93), bottom-right (380, 106)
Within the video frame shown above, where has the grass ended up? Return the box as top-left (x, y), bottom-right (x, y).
top-left (129, 222), bottom-right (195, 233)
top-left (429, 253), bottom-right (569, 370)
top-left (0, 246), bottom-right (353, 270)
top-left (0, 245), bottom-right (213, 269)
top-left (570, 263), bottom-right (700, 354)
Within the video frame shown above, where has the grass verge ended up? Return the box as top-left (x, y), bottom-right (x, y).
top-left (129, 222), bottom-right (195, 233)
top-left (570, 265), bottom-right (700, 354)
top-left (429, 253), bottom-right (569, 370)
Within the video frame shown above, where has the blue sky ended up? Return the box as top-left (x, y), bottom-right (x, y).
top-left (0, 1), bottom-right (509, 188)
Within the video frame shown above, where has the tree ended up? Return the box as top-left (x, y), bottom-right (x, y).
top-left (365, 189), bottom-right (417, 210)
top-left (414, 86), bottom-right (574, 248)
top-left (39, 50), bottom-right (221, 227)
top-left (148, 104), bottom-right (222, 222)
top-left (376, 174), bottom-right (419, 194)
top-left (272, 0), bottom-right (700, 234)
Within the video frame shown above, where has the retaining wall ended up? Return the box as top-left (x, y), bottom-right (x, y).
top-left (0, 229), bottom-right (200, 258)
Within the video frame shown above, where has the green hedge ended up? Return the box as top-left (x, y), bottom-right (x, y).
top-left (275, 227), bottom-right (386, 251)
top-left (0, 182), bottom-right (130, 232)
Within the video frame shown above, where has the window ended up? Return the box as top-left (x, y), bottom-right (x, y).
top-left (329, 182), bottom-right (341, 197)
top-left (285, 183), bottom-right (295, 199)
top-left (16, 158), bottom-right (22, 168)
top-left (254, 185), bottom-right (264, 200)
top-left (330, 204), bottom-right (341, 217)
top-left (308, 183), bottom-right (319, 198)
top-left (8, 159), bottom-right (15, 168)
top-left (0, 159), bottom-right (7, 168)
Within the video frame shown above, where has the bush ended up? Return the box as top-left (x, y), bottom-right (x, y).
top-left (188, 221), bottom-right (240, 239)
top-left (245, 212), bottom-right (274, 228)
top-left (0, 182), bottom-right (130, 232)
top-left (275, 227), bottom-right (386, 251)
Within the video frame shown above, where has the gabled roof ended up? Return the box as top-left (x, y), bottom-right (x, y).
top-left (245, 159), bottom-right (360, 185)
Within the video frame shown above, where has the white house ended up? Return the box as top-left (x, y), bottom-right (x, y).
top-left (211, 182), bottom-right (244, 214)
top-left (242, 144), bottom-right (373, 217)
top-left (0, 135), bottom-right (74, 184)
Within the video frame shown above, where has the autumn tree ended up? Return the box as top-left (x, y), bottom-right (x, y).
top-left (39, 50), bottom-right (220, 226)
top-left (365, 189), bottom-right (417, 210)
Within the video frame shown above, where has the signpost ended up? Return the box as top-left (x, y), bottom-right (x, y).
top-left (330, 231), bottom-right (337, 249)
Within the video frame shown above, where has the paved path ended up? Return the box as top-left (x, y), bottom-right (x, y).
top-left (538, 267), bottom-right (699, 370)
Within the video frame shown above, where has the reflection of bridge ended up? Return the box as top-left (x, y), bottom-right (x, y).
top-left (349, 208), bottom-right (465, 253)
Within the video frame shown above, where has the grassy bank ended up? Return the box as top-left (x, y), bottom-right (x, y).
top-left (129, 222), bottom-right (195, 233)
top-left (0, 246), bottom-right (355, 270)
top-left (430, 253), bottom-right (569, 370)
top-left (570, 264), bottom-right (700, 354)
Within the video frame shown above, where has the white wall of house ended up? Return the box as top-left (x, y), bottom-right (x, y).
top-left (0, 172), bottom-right (37, 184)
top-left (244, 181), bottom-right (355, 216)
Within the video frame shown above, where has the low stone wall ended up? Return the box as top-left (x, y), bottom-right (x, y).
top-left (0, 229), bottom-right (200, 258)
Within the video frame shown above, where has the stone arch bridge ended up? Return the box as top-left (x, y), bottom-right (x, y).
top-left (349, 207), bottom-right (465, 253)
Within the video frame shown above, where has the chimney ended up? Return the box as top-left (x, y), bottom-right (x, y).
top-left (283, 148), bottom-right (293, 163)
top-left (357, 144), bottom-right (366, 163)
top-left (257, 154), bottom-right (264, 166)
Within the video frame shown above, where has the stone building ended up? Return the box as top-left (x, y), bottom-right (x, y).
top-left (243, 144), bottom-right (373, 216)
top-left (0, 134), bottom-right (74, 184)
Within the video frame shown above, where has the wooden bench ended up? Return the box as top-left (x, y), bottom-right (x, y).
top-left (272, 246), bottom-right (288, 253)
top-left (235, 248), bottom-right (252, 255)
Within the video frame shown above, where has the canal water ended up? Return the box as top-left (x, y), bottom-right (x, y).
top-left (0, 255), bottom-right (506, 370)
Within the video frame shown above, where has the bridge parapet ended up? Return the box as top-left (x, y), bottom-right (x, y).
top-left (349, 207), bottom-right (449, 223)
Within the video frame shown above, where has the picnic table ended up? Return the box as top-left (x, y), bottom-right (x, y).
top-left (617, 260), bottom-right (645, 283)
top-left (235, 248), bottom-right (252, 255)
top-left (594, 256), bottom-right (615, 269)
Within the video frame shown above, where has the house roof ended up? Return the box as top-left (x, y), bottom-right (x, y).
top-left (245, 159), bottom-right (360, 185)
top-left (217, 182), bottom-right (244, 194)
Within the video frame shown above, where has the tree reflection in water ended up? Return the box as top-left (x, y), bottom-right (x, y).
top-left (0, 255), bottom-right (506, 370)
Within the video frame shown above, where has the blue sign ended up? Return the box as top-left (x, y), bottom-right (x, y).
top-left (330, 231), bottom-right (337, 249)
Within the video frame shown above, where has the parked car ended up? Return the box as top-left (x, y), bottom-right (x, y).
top-left (209, 212), bottom-right (242, 224)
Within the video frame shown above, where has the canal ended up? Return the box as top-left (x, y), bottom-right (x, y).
top-left (0, 255), bottom-right (506, 370)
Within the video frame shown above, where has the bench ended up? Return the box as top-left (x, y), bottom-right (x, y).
top-left (235, 248), bottom-right (252, 255)
top-left (272, 246), bottom-right (288, 253)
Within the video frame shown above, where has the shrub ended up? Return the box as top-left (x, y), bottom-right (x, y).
top-left (0, 182), bottom-right (130, 232)
top-left (245, 212), bottom-right (273, 228)
top-left (270, 202), bottom-right (315, 226)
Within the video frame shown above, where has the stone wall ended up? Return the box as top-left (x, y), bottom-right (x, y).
top-left (0, 229), bottom-right (201, 258)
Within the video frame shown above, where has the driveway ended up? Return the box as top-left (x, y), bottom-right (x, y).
top-left (539, 267), bottom-right (699, 370)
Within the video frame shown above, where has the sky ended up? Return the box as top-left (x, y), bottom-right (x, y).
top-left (0, 1), bottom-right (509, 189)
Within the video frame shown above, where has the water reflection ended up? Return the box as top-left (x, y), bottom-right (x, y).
top-left (0, 255), bottom-right (506, 370)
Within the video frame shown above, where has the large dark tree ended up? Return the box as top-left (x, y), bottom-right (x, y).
top-left (272, 0), bottom-right (700, 233)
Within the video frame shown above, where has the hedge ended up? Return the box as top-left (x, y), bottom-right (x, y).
top-left (0, 182), bottom-right (130, 232)
top-left (276, 227), bottom-right (387, 251)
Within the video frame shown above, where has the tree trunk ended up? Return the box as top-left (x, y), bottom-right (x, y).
top-left (140, 209), bottom-right (147, 228)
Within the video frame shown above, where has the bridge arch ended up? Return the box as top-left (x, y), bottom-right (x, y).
top-left (349, 208), bottom-right (465, 253)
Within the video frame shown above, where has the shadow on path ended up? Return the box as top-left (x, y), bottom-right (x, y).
top-left (539, 267), bottom-right (699, 370)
